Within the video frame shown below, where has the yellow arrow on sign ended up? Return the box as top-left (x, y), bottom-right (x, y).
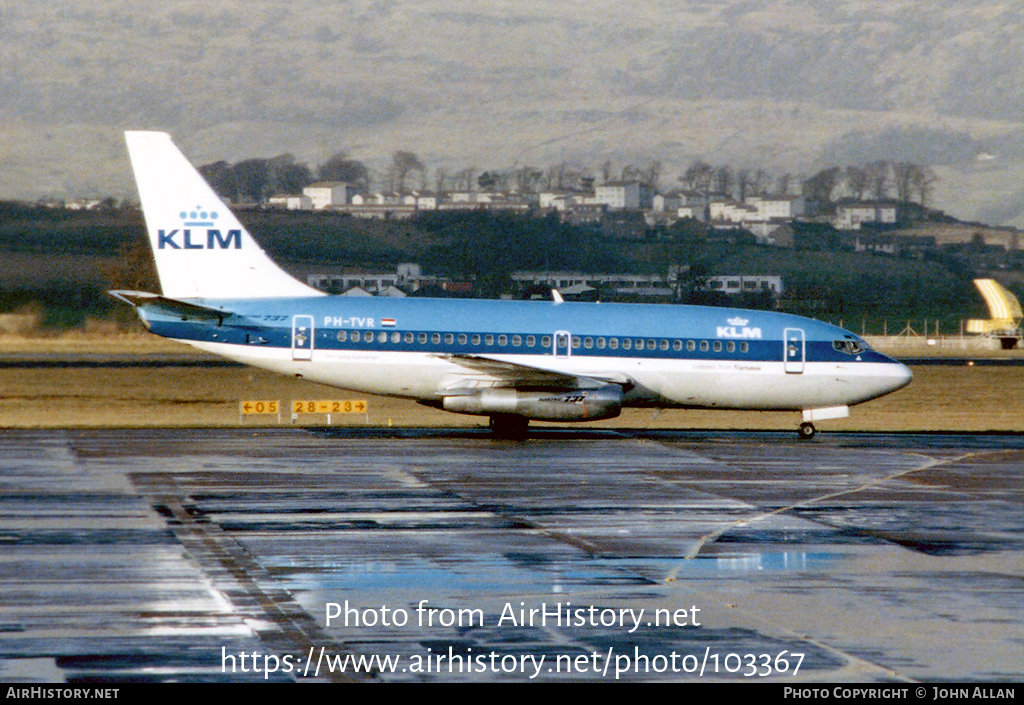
top-left (239, 400), bottom-right (280, 414)
top-left (292, 400), bottom-right (367, 414)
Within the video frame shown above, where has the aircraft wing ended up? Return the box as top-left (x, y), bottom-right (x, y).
top-left (438, 353), bottom-right (634, 391)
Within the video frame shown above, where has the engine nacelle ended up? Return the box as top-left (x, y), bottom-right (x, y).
top-left (443, 386), bottom-right (623, 421)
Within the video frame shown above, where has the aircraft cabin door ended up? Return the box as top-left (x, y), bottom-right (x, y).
top-left (554, 330), bottom-right (571, 358)
top-left (292, 315), bottom-right (314, 361)
top-left (784, 327), bottom-right (805, 374)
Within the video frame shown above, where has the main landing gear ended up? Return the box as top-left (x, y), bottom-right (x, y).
top-left (489, 414), bottom-right (529, 440)
top-left (798, 422), bottom-right (816, 440)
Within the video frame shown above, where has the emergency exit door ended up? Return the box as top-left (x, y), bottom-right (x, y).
top-left (292, 315), bottom-right (314, 361)
top-left (784, 327), bottom-right (805, 373)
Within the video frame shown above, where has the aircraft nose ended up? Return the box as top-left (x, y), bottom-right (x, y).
top-left (885, 358), bottom-right (914, 393)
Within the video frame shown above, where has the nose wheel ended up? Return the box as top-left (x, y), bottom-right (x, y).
top-left (798, 422), bottom-right (816, 440)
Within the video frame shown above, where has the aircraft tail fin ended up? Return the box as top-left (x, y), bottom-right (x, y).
top-left (124, 131), bottom-right (323, 300)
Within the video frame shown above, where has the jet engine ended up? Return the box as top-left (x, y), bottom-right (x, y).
top-left (443, 386), bottom-right (622, 421)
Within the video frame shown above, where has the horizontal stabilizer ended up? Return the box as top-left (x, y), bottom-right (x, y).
top-left (109, 290), bottom-right (231, 323)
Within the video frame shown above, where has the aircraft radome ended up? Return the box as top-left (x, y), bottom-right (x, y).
top-left (112, 131), bottom-right (913, 439)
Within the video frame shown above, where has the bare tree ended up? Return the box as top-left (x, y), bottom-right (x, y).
top-left (433, 167), bottom-right (450, 195)
top-left (545, 161), bottom-right (586, 191)
top-left (892, 162), bottom-right (914, 203)
top-left (865, 160), bottom-right (890, 200)
top-left (643, 160), bottom-right (662, 191)
top-left (803, 167), bottom-right (842, 210)
top-left (736, 168), bottom-right (752, 201)
top-left (844, 165), bottom-right (869, 200)
top-left (713, 165), bottom-right (733, 197)
top-left (680, 160), bottom-right (714, 193)
top-left (453, 167), bottom-right (478, 192)
top-left (318, 152), bottom-right (370, 191)
top-left (388, 151), bottom-right (425, 193)
top-left (910, 165), bottom-right (938, 207)
top-left (513, 166), bottom-right (544, 194)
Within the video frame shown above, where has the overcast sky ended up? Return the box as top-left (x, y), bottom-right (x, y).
top-left (3, 0), bottom-right (1024, 225)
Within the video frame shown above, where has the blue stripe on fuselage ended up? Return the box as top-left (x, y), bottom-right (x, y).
top-left (138, 296), bottom-right (893, 365)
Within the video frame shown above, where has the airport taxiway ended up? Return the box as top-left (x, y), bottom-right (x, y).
top-left (0, 428), bottom-right (1020, 682)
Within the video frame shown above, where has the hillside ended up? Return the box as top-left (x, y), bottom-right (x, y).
top-left (0, 204), bottom-right (1014, 335)
top-left (4, 2), bottom-right (1024, 229)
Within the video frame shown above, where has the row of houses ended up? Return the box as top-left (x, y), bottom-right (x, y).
top-left (272, 181), bottom-right (903, 241)
top-left (304, 263), bottom-right (784, 302)
top-left (511, 270), bottom-right (783, 299)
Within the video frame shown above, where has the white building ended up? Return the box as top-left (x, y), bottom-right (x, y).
top-left (833, 201), bottom-right (898, 230)
top-left (746, 195), bottom-right (805, 220)
top-left (594, 181), bottom-right (653, 210)
top-left (704, 275), bottom-right (783, 296)
top-left (268, 194), bottom-right (313, 211)
top-left (307, 263), bottom-right (442, 295)
top-left (303, 182), bottom-right (349, 209)
top-left (710, 200), bottom-right (759, 223)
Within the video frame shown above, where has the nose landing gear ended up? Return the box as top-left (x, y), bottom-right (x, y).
top-left (798, 422), bottom-right (816, 440)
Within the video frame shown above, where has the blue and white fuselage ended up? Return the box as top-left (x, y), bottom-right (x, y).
top-left (114, 131), bottom-right (912, 438)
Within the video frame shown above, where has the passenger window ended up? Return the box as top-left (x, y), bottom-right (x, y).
top-left (458, 334), bottom-right (467, 345)
top-left (687, 340), bottom-right (695, 352)
top-left (609, 338), bottom-right (619, 349)
top-left (713, 341), bottom-right (722, 352)
top-left (512, 335), bottom-right (522, 346)
top-left (404, 332), bottom-right (414, 344)
top-left (526, 335), bottom-right (536, 347)
top-left (661, 340), bottom-right (670, 351)
top-left (541, 335), bottom-right (551, 348)
top-left (337, 331), bottom-right (348, 342)
top-left (445, 333), bottom-right (454, 345)
top-left (378, 331), bottom-right (387, 343)
top-left (432, 333), bottom-right (441, 344)
top-left (351, 331), bottom-right (361, 343)
top-left (486, 334), bottom-right (495, 346)
top-left (418, 332), bottom-right (427, 344)
top-left (726, 341), bottom-right (735, 353)
top-left (596, 337), bottom-right (606, 349)
top-left (572, 336), bottom-right (581, 349)
top-left (391, 332), bottom-right (401, 344)
top-left (622, 338), bottom-right (632, 350)
top-left (584, 337), bottom-right (593, 349)
top-left (472, 334), bottom-right (481, 345)
top-left (741, 342), bottom-right (749, 353)
top-left (673, 340), bottom-right (682, 351)
top-left (699, 341), bottom-right (709, 352)
top-left (498, 334), bottom-right (508, 346)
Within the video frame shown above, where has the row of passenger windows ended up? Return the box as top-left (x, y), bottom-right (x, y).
top-left (335, 329), bottom-right (751, 354)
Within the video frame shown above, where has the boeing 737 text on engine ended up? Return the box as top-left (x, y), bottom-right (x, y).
top-left (112, 131), bottom-right (912, 439)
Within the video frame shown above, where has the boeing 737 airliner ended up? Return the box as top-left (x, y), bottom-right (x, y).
top-left (112, 131), bottom-right (912, 439)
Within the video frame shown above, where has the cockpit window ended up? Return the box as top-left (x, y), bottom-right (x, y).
top-left (833, 339), bottom-right (864, 355)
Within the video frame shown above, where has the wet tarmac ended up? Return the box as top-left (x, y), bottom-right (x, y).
top-left (0, 428), bottom-right (1020, 682)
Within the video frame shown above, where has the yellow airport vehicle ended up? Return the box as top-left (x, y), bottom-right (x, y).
top-left (967, 279), bottom-right (1023, 349)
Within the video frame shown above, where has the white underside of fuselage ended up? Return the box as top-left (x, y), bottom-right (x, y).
top-left (182, 339), bottom-right (911, 413)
